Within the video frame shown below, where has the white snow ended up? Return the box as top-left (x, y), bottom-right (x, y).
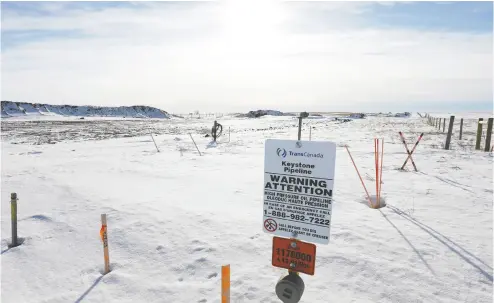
top-left (1, 114), bottom-right (493, 303)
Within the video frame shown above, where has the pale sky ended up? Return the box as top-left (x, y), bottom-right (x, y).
top-left (1, 1), bottom-right (493, 113)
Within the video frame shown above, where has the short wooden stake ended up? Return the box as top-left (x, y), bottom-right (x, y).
top-left (10, 193), bottom-right (18, 248)
top-left (221, 264), bottom-right (230, 303)
top-left (309, 126), bottom-right (312, 141)
top-left (484, 118), bottom-right (493, 152)
top-left (445, 116), bottom-right (455, 150)
top-left (189, 133), bottom-right (202, 156)
top-left (476, 118), bottom-right (484, 150)
top-left (101, 214), bottom-right (110, 274)
top-left (443, 118), bottom-right (446, 132)
top-left (459, 118), bottom-right (463, 140)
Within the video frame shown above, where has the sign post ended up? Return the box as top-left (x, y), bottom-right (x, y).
top-left (264, 139), bottom-right (336, 303)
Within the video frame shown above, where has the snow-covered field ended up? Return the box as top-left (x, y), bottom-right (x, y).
top-left (1, 114), bottom-right (493, 303)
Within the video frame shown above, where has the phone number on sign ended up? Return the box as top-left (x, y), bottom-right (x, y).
top-left (264, 210), bottom-right (329, 226)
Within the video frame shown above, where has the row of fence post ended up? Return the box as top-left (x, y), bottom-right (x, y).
top-left (424, 113), bottom-right (493, 151)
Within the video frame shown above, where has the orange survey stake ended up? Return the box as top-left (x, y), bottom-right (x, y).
top-left (272, 236), bottom-right (316, 276)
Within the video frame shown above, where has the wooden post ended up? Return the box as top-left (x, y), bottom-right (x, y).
top-left (10, 193), bottom-right (18, 247)
top-left (476, 118), bottom-right (484, 150)
top-left (297, 117), bottom-right (303, 140)
top-left (221, 264), bottom-right (230, 303)
top-left (484, 118), bottom-right (493, 152)
top-left (445, 116), bottom-right (455, 150)
top-left (101, 214), bottom-right (110, 274)
top-left (309, 126), bottom-right (312, 141)
top-left (212, 120), bottom-right (217, 143)
top-left (189, 133), bottom-right (202, 156)
top-left (443, 118), bottom-right (446, 132)
top-left (459, 118), bottom-right (463, 140)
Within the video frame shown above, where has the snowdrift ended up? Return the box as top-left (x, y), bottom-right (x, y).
top-left (1, 101), bottom-right (171, 119)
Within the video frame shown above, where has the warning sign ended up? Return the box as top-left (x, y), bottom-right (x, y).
top-left (262, 139), bottom-right (336, 245)
top-left (264, 219), bottom-right (278, 232)
top-left (272, 236), bottom-right (316, 275)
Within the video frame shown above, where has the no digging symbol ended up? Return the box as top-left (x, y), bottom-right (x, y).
top-left (264, 219), bottom-right (277, 232)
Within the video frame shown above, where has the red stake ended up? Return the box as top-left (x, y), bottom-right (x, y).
top-left (345, 146), bottom-right (373, 208)
top-left (379, 139), bottom-right (384, 203)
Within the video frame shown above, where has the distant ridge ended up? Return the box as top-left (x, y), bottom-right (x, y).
top-left (1, 101), bottom-right (171, 119)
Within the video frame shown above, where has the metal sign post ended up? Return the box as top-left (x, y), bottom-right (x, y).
top-left (264, 139), bottom-right (336, 303)
top-left (297, 112), bottom-right (309, 140)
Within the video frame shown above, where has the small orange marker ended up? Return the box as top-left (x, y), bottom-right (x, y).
top-left (221, 265), bottom-right (230, 303)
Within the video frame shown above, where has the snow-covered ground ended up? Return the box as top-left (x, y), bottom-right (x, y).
top-left (1, 114), bottom-right (493, 303)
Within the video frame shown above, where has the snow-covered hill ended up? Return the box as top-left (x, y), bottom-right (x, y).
top-left (236, 109), bottom-right (296, 118)
top-left (1, 101), bottom-right (171, 119)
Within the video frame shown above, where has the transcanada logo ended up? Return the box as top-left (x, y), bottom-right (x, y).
top-left (288, 150), bottom-right (324, 159)
top-left (276, 148), bottom-right (287, 158)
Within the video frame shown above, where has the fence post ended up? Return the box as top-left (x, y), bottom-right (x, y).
top-left (459, 118), bottom-right (463, 140)
top-left (443, 118), bottom-right (446, 132)
top-left (476, 118), bottom-right (484, 150)
top-left (150, 133), bottom-right (160, 152)
top-left (189, 133), bottom-right (202, 156)
top-left (484, 118), bottom-right (493, 152)
top-left (445, 116), bottom-right (455, 150)
top-left (309, 126), bottom-right (312, 141)
top-left (10, 193), bottom-right (18, 247)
